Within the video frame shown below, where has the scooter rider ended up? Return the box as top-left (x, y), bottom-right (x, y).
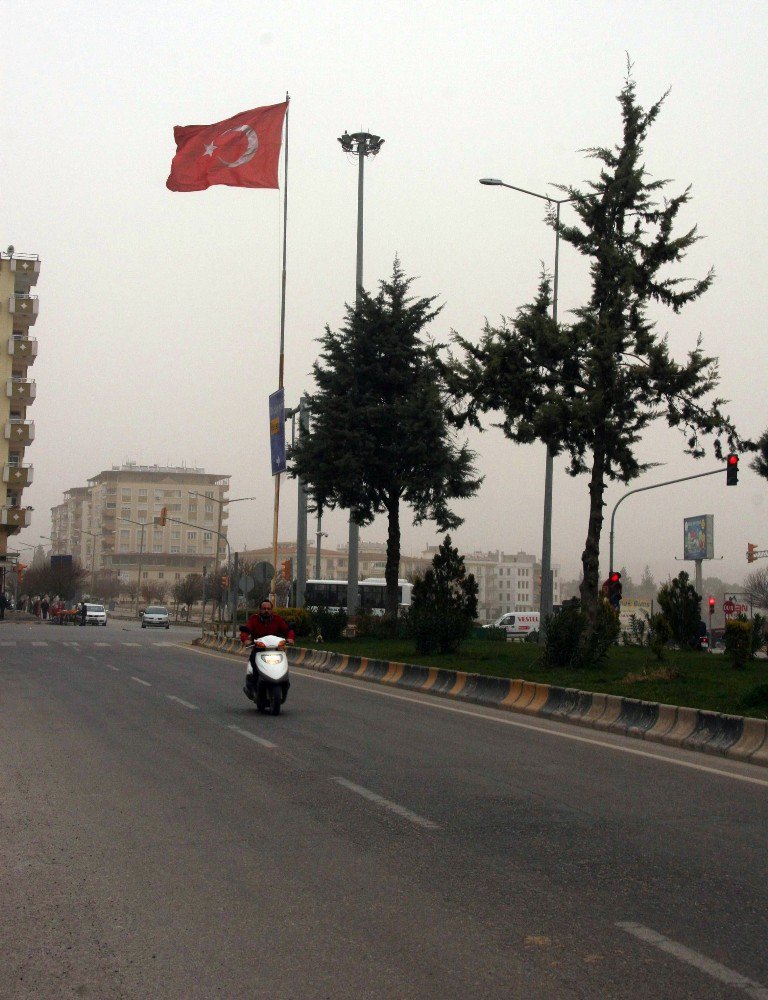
top-left (239, 599), bottom-right (294, 698)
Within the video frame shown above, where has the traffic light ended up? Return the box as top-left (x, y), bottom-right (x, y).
top-left (281, 558), bottom-right (292, 582)
top-left (608, 571), bottom-right (622, 609)
top-left (708, 596), bottom-right (716, 613)
top-left (159, 506), bottom-right (168, 526)
top-left (747, 542), bottom-right (757, 564)
top-left (221, 575), bottom-right (229, 588)
top-left (726, 453), bottom-right (739, 486)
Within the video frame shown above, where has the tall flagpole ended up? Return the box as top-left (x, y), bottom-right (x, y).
top-left (270, 93), bottom-right (289, 605)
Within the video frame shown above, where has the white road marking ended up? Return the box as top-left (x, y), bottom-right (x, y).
top-left (130, 676), bottom-right (151, 687)
top-left (617, 922), bottom-right (768, 999)
top-left (332, 777), bottom-right (440, 830)
top-left (63, 642), bottom-right (80, 647)
top-left (31, 641), bottom-right (48, 647)
top-left (94, 642), bottom-right (110, 647)
top-left (106, 664), bottom-right (119, 671)
top-left (227, 725), bottom-right (277, 750)
top-left (154, 642), bottom-right (177, 647)
top-left (165, 695), bottom-right (198, 710)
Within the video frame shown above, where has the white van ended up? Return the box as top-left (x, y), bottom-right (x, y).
top-left (483, 611), bottom-right (540, 639)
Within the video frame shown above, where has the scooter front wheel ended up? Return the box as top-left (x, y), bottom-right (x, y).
top-left (269, 684), bottom-right (281, 716)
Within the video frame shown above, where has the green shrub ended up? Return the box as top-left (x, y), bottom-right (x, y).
top-left (543, 599), bottom-right (620, 668)
top-left (277, 606), bottom-right (313, 638)
top-left (355, 612), bottom-right (407, 639)
top-left (408, 536), bottom-right (478, 654)
top-left (750, 613), bottom-right (766, 659)
top-left (725, 619), bottom-right (752, 669)
top-left (308, 605), bottom-right (348, 642)
top-left (741, 683), bottom-right (768, 713)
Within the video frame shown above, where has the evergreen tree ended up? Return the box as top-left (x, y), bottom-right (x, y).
top-left (657, 571), bottom-right (701, 646)
top-left (289, 260), bottom-right (481, 618)
top-left (750, 430), bottom-right (768, 481)
top-left (442, 70), bottom-right (739, 647)
top-left (409, 535), bottom-right (479, 653)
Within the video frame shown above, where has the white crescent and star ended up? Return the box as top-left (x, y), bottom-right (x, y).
top-left (202, 125), bottom-right (259, 168)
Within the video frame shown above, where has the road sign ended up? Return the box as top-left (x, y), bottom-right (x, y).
top-left (723, 600), bottom-right (735, 616)
top-left (238, 575), bottom-right (255, 595)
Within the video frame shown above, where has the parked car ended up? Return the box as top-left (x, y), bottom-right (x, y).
top-left (482, 611), bottom-right (541, 639)
top-left (82, 603), bottom-right (107, 626)
top-left (142, 606), bottom-right (170, 629)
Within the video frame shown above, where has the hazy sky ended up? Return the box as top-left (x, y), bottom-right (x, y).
top-left (4, 1), bottom-right (766, 587)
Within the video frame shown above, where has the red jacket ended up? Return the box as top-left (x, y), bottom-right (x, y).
top-left (240, 612), bottom-right (295, 644)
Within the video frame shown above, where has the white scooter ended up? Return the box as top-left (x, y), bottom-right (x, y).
top-left (242, 634), bottom-right (291, 715)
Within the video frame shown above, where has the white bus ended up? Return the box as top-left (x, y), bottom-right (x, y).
top-left (304, 578), bottom-right (413, 615)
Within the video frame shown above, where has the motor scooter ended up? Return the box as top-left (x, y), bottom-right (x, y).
top-left (242, 634), bottom-right (290, 715)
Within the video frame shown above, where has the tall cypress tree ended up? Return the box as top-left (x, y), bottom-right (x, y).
top-left (443, 71), bottom-right (740, 646)
top-left (290, 259), bottom-right (481, 618)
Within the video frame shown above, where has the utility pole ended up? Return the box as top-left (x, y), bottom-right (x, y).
top-left (337, 129), bottom-right (384, 618)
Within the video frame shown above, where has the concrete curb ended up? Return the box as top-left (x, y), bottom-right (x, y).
top-left (192, 635), bottom-right (768, 768)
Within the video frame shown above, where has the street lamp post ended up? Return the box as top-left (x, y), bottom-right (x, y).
top-left (338, 129), bottom-right (384, 619)
top-left (479, 177), bottom-right (573, 625)
top-left (118, 516), bottom-right (147, 616)
top-left (188, 492), bottom-right (256, 634)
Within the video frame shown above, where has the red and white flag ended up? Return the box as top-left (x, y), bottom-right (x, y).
top-left (166, 101), bottom-right (288, 192)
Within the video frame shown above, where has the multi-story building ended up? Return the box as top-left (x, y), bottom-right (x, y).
top-left (240, 539), bottom-right (560, 621)
top-left (50, 464), bottom-right (230, 594)
top-left (0, 250), bottom-right (39, 588)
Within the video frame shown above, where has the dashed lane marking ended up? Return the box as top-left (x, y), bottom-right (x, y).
top-left (122, 642), bottom-right (141, 647)
top-left (130, 676), bottom-right (151, 687)
top-left (617, 923), bottom-right (768, 999)
top-left (31, 641), bottom-right (48, 647)
top-left (227, 725), bottom-right (277, 750)
top-left (165, 695), bottom-right (198, 710)
top-left (332, 777), bottom-right (440, 830)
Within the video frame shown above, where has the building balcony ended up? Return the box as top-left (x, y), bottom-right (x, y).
top-left (6, 377), bottom-right (36, 404)
top-left (7, 335), bottom-right (38, 365)
top-left (0, 505), bottom-right (32, 531)
top-left (8, 294), bottom-right (39, 326)
top-left (9, 254), bottom-right (40, 289)
top-left (3, 463), bottom-right (33, 487)
top-left (4, 419), bottom-right (34, 445)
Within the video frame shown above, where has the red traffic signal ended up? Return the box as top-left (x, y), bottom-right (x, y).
top-left (747, 542), bottom-right (757, 564)
top-left (726, 453), bottom-right (739, 486)
top-left (708, 596), bottom-right (716, 611)
top-left (609, 571), bottom-right (621, 583)
top-left (608, 571), bottom-right (622, 607)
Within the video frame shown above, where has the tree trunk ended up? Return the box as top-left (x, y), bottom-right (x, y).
top-left (579, 445), bottom-right (607, 639)
top-left (385, 493), bottom-right (401, 619)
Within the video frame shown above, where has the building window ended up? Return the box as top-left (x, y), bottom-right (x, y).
top-left (187, 531), bottom-right (197, 540)
top-left (203, 532), bottom-right (212, 541)
top-left (120, 530), bottom-right (130, 539)
top-left (187, 545), bottom-right (196, 554)
top-left (158, 572), bottom-right (164, 580)
top-left (171, 531), bottom-right (180, 540)
top-left (171, 546), bottom-right (180, 554)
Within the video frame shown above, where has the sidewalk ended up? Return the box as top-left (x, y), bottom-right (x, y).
top-left (0, 611), bottom-right (43, 625)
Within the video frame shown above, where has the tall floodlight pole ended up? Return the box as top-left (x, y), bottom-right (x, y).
top-left (479, 178), bottom-right (573, 627)
top-left (338, 130), bottom-right (385, 619)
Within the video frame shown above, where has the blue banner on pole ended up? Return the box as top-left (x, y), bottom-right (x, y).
top-left (269, 388), bottom-right (286, 475)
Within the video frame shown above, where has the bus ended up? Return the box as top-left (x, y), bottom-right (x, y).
top-left (304, 578), bottom-right (413, 615)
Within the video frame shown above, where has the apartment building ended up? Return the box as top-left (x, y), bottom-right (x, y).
top-left (240, 539), bottom-right (560, 621)
top-left (0, 250), bottom-right (39, 588)
top-left (50, 464), bottom-right (230, 592)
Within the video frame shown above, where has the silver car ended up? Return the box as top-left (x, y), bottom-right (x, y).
top-left (142, 605), bottom-right (170, 629)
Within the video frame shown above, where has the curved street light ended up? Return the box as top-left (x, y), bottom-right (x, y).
top-left (479, 176), bottom-right (574, 626)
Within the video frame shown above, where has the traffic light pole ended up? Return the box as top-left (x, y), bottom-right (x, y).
top-left (609, 463), bottom-right (731, 575)
top-left (164, 516), bottom-right (233, 636)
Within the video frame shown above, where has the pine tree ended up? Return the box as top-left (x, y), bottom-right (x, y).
top-left (443, 70), bottom-right (739, 647)
top-left (289, 260), bottom-right (481, 618)
top-left (409, 535), bottom-right (479, 653)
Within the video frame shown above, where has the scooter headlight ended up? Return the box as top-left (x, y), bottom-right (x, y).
top-left (260, 653), bottom-right (284, 665)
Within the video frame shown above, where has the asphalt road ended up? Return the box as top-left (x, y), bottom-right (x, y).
top-left (2, 619), bottom-right (767, 999)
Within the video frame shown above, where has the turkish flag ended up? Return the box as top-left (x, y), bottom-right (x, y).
top-left (166, 101), bottom-right (288, 192)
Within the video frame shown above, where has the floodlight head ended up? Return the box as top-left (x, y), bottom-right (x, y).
top-left (479, 177), bottom-right (503, 186)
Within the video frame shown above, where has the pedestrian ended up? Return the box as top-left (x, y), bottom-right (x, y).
top-left (0, 592), bottom-right (7, 620)
top-left (33, 597), bottom-right (41, 617)
top-left (41, 596), bottom-right (50, 620)
top-left (80, 600), bottom-right (87, 626)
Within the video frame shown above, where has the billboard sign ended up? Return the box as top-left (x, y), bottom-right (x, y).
top-left (683, 515), bottom-right (714, 561)
top-left (269, 388), bottom-right (286, 475)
